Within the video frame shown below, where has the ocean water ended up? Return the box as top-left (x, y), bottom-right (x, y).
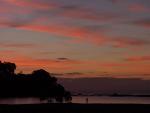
top-left (72, 96), bottom-right (150, 104)
top-left (0, 96), bottom-right (150, 104)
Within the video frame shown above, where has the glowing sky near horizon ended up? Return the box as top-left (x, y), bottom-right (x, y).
top-left (0, 0), bottom-right (150, 78)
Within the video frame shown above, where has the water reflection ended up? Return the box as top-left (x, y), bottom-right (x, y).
top-left (0, 98), bottom-right (47, 104)
top-left (0, 96), bottom-right (150, 104)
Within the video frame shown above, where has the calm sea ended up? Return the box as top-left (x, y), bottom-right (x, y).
top-left (72, 96), bottom-right (150, 104)
top-left (0, 96), bottom-right (150, 104)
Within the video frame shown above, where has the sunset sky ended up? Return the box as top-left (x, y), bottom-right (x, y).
top-left (0, 0), bottom-right (150, 78)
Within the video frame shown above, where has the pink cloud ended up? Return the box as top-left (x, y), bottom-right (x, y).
top-left (18, 24), bottom-right (108, 45)
top-left (3, 0), bottom-right (118, 22)
top-left (133, 20), bottom-right (150, 29)
top-left (0, 1), bottom-right (148, 48)
top-left (2, 20), bottom-right (144, 48)
top-left (0, 43), bottom-right (37, 48)
top-left (60, 8), bottom-right (118, 22)
top-left (128, 3), bottom-right (149, 13)
top-left (110, 0), bottom-right (120, 3)
top-left (0, 4), bottom-right (32, 14)
top-left (125, 55), bottom-right (150, 62)
top-left (5, 0), bottom-right (57, 10)
top-left (111, 38), bottom-right (149, 48)
top-left (17, 23), bottom-right (149, 48)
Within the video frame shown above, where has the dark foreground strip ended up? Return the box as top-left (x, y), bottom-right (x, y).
top-left (0, 103), bottom-right (150, 113)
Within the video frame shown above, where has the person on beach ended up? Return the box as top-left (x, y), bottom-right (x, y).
top-left (86, 98), bottom-right (88, 104)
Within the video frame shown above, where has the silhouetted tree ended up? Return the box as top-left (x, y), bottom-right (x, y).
top-left (0, 61), bottom-right (16, 74)
top-left (0, 61), bottom-right (72, 103)
top-left (64, 91), bottom-right (72, 103)
top-left (0, 61), bottom-right (16, 80)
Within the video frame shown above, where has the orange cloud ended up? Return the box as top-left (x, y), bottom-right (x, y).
top-left (1, 55), bottom-right (85, 73)
top-left (8, 58), bottom-right (102, 74)
top-left (0, 53), bottom-right (118, 73)
top-left (101, 62), bottom-right (128, 67)
top-left (1, 53), bottom-right (150, 78)
top-left (0, 50), bottom-right (16, 55)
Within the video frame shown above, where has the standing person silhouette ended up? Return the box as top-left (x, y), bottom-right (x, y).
top-left (86, 98), bottom-right (88, 104)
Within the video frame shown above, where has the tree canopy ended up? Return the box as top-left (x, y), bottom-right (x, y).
top-left (0, 61), bottom-right (72, 103)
